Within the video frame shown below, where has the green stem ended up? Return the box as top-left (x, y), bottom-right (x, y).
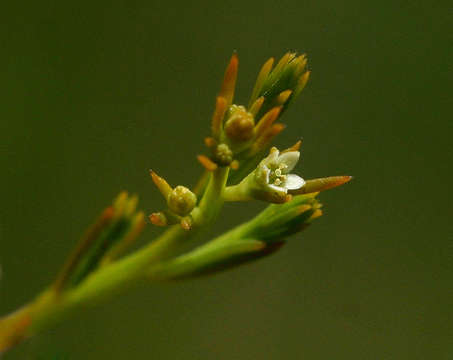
top-left (192, 166), bottom-right (229, 225)
top-left (1, 225), bottom-right (185, 352)
top-left (147, 221), bottom-right (257, 280)
top-left (223, 184), bottom-right (253, 202)
top-left (0, 167), bottom-right (231, 353)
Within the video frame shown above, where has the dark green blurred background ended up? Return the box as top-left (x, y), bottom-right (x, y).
top-left (1, 0), bottom-right (451, 359)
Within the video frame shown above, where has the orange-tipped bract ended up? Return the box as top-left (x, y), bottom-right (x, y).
top-left (197, 155), bottom-right (218, 172)
top-left (211, 96), bottom-right (228, 139)
top-left (219, 53), bottom-right (238, 106)
top-left (249, 57), bottom-right (274, 106)
top-left (254, 106), bottom-right (282, 138)
top-left (150, 170), bottom-right (173, 198)
top-left (291, 176), bottom-right (353, 195)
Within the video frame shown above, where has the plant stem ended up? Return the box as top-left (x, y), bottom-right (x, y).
top-left (193, 167), bottom-right (229, 222)
top-left (223, 183), bottom-right (253, 202)
top-left (0, 226), bottom-right (184, 352)
top-left (0, 167), bottom-right (231, 353)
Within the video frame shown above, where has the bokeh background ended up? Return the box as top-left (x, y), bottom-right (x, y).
top-left (1, 0), bottom-right (451, 359)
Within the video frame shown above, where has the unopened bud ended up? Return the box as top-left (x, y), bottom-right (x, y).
top-left (167, 186), bottom-right (197, 216)
top-left (224, 105), bottom-right (255, 142)
top-left (149, 212), bottom-right (168, 227)
top-left (180, 216), bottom-right (193, 230)
top-left (213, 143), bottom-right (233, 166)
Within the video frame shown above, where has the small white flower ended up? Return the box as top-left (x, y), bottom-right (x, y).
top-left (223, 146), bottom-right (305, 203)
top-left (256, 147), bottom-right (305, 195)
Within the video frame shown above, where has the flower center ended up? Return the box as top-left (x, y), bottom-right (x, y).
top-left (270, 163), bottom-right (288, 186)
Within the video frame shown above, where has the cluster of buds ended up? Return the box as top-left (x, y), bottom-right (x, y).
top-left (248, 52), bottom-right (310, 119)
top-left (197, 52), bottom-right (310, 175)
top-left (149, 52), bottom-right (351, 221)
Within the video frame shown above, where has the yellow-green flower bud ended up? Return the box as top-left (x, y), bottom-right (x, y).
top-left (167, 186), bottom-right (197, 216)
top-left (213, 143), bottom-right (233, 166)
top-left (224, 105), bottom-right (255, 142)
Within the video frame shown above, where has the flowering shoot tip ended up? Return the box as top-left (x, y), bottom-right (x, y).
top-left (0, 52), bottom-right (352, 350)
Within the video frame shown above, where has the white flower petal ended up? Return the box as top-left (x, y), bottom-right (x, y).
top-left (267, 183), bottom-right (288, 194)
top-left (277, 151), bottom-right (300, 172)
top-left (268, 147), bottom-right (279, 159)
top-left (284, 174), bottom-right (305, 190)
top-left (263, 165), bottom-right (271, 184)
